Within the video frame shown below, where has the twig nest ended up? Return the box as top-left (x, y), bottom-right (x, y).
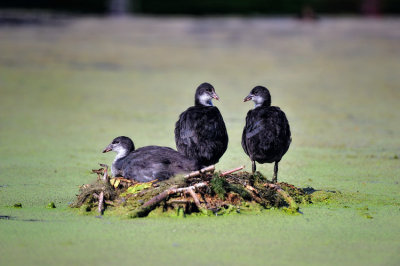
top-left (71, 167), bottom-right (311, 218)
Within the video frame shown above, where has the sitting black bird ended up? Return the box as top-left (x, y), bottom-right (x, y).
top-left (242, 86), bottom-right (291, 183)
top-left (175, 82), bottom-right (228, 167)
top-left (102, 136), bottom-right (199, 182)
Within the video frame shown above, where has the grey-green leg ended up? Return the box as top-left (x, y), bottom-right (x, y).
top-left (273, 161), bottom-right (279, 183)
top-left (252, 161), bottom-right (256, 174)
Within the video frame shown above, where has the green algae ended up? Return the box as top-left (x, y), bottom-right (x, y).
top-left (119, 182), bottom-right (153, 197)
top-left (46, 202), bottom-right (56, 209)
top-left (1, 17), bottom-right (400, 266)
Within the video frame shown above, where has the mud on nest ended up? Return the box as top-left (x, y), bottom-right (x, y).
top-left (70, 166), bottom-right (312, 218)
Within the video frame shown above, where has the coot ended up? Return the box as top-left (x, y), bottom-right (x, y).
top-left (102, 136), bottom-right (199, 182)
top-left (242, 86), bottom-right (291, 182)
top-left (175, 83), bottom-right (228, 167)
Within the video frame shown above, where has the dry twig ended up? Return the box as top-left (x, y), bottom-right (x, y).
top-left (130, 182), bottom-right (208, 218)
top-left (98, 191), bottom-right (104, 215)
top-left (186, 187), bottom-right (207, 213)
top-left (221, 165), bottom-right (245, 176)
top-left (184, 165), bottom-right (215, 178)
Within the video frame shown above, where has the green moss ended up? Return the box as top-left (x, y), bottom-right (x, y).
top-left (279, 184), bottom-right (312, 205)
top-left (210, 177), bottom-right (227, 200)
top-left (46, 202), bottom-right (56, 209)
top-left (228, 184), bottom-right (252, 201)
top-left (361, 213), bottom-right (374, 219)
top-left (119, 182), bottom-right (153, 197)
top-left (282, 207), bottom-right (300, 215)
top-left (310, 191), bottom-right (334, 203)
top-left (12, 203), bottom-right (22, 208)
top-left (237, 202), bottom-right (265, 214)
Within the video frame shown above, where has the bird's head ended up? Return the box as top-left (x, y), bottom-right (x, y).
top-left (102, 136), bottom-right (135, 158)
top-left (195, 82), bottom-right (219, 106)
top-left (244, 86), bottom-right (271, 108)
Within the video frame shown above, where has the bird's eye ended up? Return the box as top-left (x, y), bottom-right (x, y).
top-left (112, 141), bottom-right (119, 144)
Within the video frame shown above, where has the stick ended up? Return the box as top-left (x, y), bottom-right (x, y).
top-left (129, 182), bottom-right (208, 218)
top-left (221, 165), bottom-right (245, 176)
top-left (142, 186), bottom-right (178, 208)
top-left (105, 200), bottom-right (115, 206)
top-left (92, 168), bottom-right (104, 180)
top-left (186, 188), bottom-right (205, 213)
top-left (184, 165), bottom-right (215, 178)
top-left (264, 183), bottom-right (298, 210)
top-left (142, 182), bottom-right (208, 209)
top-left (173, 182), bottom-right (208, 193)
top-left (98, 191), bottom-right (104, 215)
top-left (99, 164), bottom-right (109, 182)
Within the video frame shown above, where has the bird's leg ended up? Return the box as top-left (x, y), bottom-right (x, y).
top-left (252, 161), bottom-right (256, 174)
top-left (273, 161), bottom-right (279, 183)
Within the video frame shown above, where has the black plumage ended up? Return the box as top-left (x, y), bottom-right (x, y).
top-left (242, 86), bottom-right (291, 182)
top-left (175, 82), bottom-right (228, 167)
top-left (102, 136), bottom-right (199, 182)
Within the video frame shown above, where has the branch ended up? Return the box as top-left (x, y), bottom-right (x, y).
top-left (92, 168), bottom-right (104, 180)
top-left (98, 191), bottom-right (104, 215)
top-left (186, 188), bottom-right (208, 214)
top-left (99, 163), bottom-right (109, 182)
top-left (168, 199), bottom-right (192, 204)
top-left (184, 165), bottom-right (215, 178)
top-left (221, 165), bottom-right (245, 176)
top-left (129, 182), bottom-right (208, 218)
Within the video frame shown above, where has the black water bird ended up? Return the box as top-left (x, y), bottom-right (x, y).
top-left (175, 83), bottom-right (228, 167)
top-left (242, 86), bottom-right (291, 182)
top-left (102, 136), bottom-right (199, 182)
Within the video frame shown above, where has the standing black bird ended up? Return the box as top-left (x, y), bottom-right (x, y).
top-left (242, 86), bottom-right (291, 183)
top-left (175, 83), bottom-right (228, 167)
top-left (102, 136), bottom-right (199, 182)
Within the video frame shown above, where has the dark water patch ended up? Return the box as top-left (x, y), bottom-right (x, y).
top-left (302, 187), bottom-right (317, 194)
top-left (21, 218), bottom-right (46, 222)
top-left (304, 187), bottom-right (337, 194)
top-left (0, 215), bottom-right (14, 220)
top-left (326, 190), bottom-right (337, 193)
top-left (0, 215), bottom-right (45, 222)
top-left (0, 11), bottom-right (69, 27)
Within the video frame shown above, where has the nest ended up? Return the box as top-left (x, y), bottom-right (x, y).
top-left (70, 165), bottom-right (311, 218)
